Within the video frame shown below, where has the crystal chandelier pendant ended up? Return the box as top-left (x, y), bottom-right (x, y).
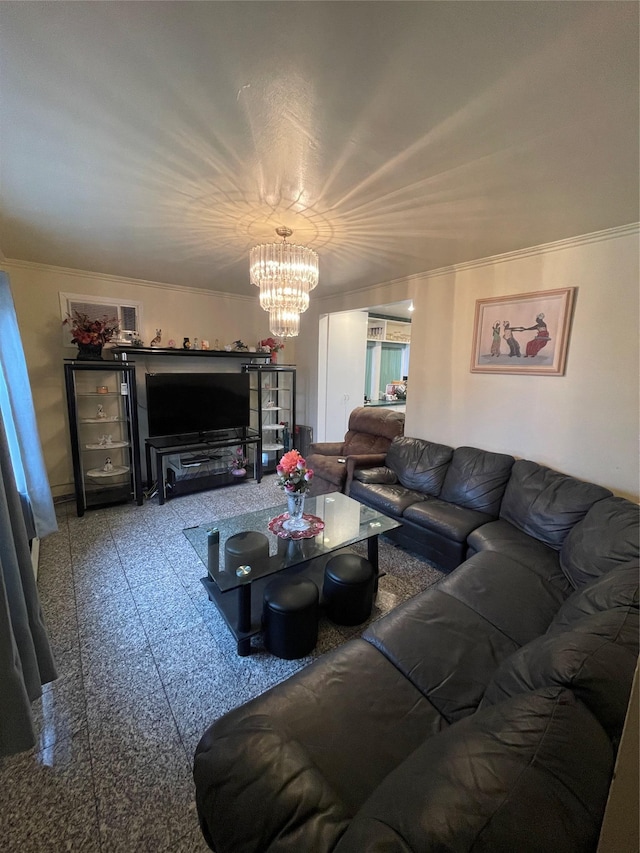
top-left (269, 307), bottom-right (300, 338)
top-left (250, 227), bottom-right (319, 337)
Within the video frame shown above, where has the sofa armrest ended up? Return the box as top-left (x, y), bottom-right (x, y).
top-left (344, 453), bottom-right (389, 495)
top-left (308, 441), bottom-right (345, 457)
top-left (352, 465), bottom-right (398, 485)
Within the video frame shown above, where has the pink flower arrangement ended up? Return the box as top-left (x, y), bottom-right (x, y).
top-left (276, 449), bottom-right (313, 493)
top-left (260, 337), bottom-right (285, 353)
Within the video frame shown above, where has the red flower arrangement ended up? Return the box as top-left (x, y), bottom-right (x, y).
top-left (276, 450), bottom-right (313, 493)
top-left (64, 310), bottom-right (120, 345)
top-left (260, 337), bottom-right (285, 353)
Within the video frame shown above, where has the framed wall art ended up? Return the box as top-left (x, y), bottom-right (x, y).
top-left (470, 287), bottom-right (576, 375)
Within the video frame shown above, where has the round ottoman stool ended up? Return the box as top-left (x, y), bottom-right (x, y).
top-left (263, 577), bottom-right (319, 659)
top-left (224, 531), bottom-right (269, 573)
top-left (323, 553), bottom-right (375, 626)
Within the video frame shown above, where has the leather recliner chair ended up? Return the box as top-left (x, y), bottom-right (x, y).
top-left (305, 406), bottom-right (405, 497)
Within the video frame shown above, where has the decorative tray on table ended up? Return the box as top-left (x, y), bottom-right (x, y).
top-left (268, 513), bottom-right (325, 540)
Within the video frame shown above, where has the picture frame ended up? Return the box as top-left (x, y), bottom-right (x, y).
top-left (470, 287), bottom-right (576, 375)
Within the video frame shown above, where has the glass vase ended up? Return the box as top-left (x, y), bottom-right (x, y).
top-left (283, 492), bottom-right (309, 531)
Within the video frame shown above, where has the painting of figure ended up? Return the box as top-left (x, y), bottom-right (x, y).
top-left (471, 288), bottom-right (575, 375)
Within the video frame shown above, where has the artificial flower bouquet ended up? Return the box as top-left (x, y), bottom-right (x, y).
top-left (276, 449), bottom-right (313, 493)
top-left (229, 447), bottom-right (248, 470)
top-left (259, 337), bottom-right (285, 354)
top-left (64, 310), bottom-right (120, 345)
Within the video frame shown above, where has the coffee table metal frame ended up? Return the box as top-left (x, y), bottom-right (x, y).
top-left (183, 493), bottom-right (401, 655)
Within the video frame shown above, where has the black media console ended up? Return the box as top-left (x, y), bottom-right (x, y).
top-left (145, 428), bottom-right (262, 504)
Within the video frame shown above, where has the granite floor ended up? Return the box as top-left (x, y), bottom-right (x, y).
top-left (0, 476), bottom-right (444, 852)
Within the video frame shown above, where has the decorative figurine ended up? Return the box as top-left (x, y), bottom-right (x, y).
top-left (98, 434), bottom-right (113, 447)
top-left (167, 339), bottom-right (176, 348)
top-left (214, 339), bottom-right (221, 350)
top-left (150, 329), bottom-right (162, 347)
top-left (103, 457), bottom-right (113, 472)
top-left (193, 337), bottom-right (200, 350)
top-left (183, 337), bottom-right (191, 349)
top-left (201, 340), bottom-right (210, 350)
top-left (96, 404), bottom-right (106, 419)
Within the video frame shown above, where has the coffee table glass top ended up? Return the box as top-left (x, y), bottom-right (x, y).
top-left (183, 492), bottom-right (401, 592)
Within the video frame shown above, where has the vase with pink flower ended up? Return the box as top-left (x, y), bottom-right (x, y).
top-left (260, 337), bottom-right (285, 365)
top-left (229, 447), bottom-right (248, 479)
top-left (276, 449), bottom-right (314, 530)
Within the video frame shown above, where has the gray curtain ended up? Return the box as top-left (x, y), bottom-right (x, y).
top-left (0, 408), bottom-right (57, 756)
top-left (0, 270), bottom-right (58, 538)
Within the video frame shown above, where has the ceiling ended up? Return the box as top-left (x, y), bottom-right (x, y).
top-left (1, 2), bottom-right (638, 303)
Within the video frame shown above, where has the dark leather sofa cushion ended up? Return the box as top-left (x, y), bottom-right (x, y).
top-left (499, 460), bottom-right (612, 550)
top-left (403, 498), bottom-right (493, 543)
top-left (466, 518), bottom-right (573, 595)
top-left (481, 608), bottom-right (639, 742)
top-left (363, 552), bottom-right (567, 723)
top-left (559, 495), bottom-right (640, 588)
top-left (334, 688), bottom-right (613, 853)
top-left (352, 465), bottom-right (398, 485)
top-left (348, 480), bottom-right (425, 518)
top-left (194, 639), bottom-right (447, 852)
top-left (386, 436), bottom-right (453, 496)
top-left (548, 560), bottom-right (639, 634)
top-left (439, 445), bottom-right (515, 515)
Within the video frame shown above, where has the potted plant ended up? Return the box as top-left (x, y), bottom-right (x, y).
top-left (63, 310), bottom-right (120, 360)
top-left (229, 447), bottom-right (248, 478)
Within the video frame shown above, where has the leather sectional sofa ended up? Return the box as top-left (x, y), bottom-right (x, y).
top-left (193, 438), bottom-right (639, 853)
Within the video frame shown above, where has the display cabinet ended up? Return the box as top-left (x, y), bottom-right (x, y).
top-left (64, 360), bottom-right (143, 516)
top-left (243, 364), bottom-right (296, 474)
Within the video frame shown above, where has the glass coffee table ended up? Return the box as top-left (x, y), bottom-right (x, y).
top-left (183, 492), bottom-right (401, 655)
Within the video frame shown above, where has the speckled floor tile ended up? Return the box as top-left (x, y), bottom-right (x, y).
top-left (164, 656), bottom-right (293, 749)
top-left (1, 728), bottom-right (94, 828)
top-left (86, 684), bottom-right (182, 756)
top-left (82, 645), bottom-right (163, 699)
top-left (149, 622), bottom-right (226, 687)
top-left (95, 742), bottom-right (197, 853)
top-left (137, 596), bottom-right (206, 643)
top-left (130, 576), bottom-right (196, 614)
top-left (3, 797), bottom-right (101, 853)
top-left (32, 673), bottom-right (87, 749)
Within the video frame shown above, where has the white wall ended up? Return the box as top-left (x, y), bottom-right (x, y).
top-left (2, 259), bottom-right (292, 498)
top-left (300, 225), bottom-right (638, 501)
top-left (405, 226), bottom-right (639, 500)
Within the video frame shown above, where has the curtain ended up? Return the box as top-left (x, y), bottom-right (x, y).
top-left (0, 407), bottom-right (58, 756)
top-left (0, 270), bottom-right (58, 755)
top-left (379, 343), bottom-right (403, 396)
top-left (0, 271), bottom-right (57, 538)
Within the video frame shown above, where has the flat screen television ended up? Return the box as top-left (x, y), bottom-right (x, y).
top-left (145, 372), bottom-right (250, 438)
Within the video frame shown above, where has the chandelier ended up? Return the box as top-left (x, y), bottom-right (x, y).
top-left (250, 226), bottom-right (319, 337)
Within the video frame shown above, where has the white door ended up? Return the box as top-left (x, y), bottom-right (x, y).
top-left (317, 311), bottom-right (368, 442)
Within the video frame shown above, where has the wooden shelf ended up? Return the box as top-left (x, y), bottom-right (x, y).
top-left (111, 347), bottom-right (271, 360)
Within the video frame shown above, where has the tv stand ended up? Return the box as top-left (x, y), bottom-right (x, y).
top-left (145, 427), bottom-right (262, 504)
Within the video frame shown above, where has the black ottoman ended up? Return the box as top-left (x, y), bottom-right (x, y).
top-left (224, 531), bottom-right (269, 574)
top-left (263, 577), bottom-right (319, 659)
top-left (323, 553), bottom-right (375, 625)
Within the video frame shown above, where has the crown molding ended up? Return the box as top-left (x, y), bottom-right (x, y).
top-left (0, 257), bottom-right (258, 306)
top-left (317, 222), bottom-right (640, 307)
